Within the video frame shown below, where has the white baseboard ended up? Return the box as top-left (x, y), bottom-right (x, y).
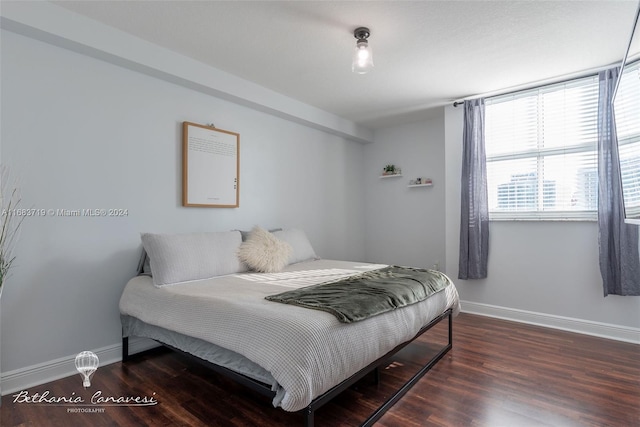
top-left (461, 300), bottom-right (640, 344)
top-left (1, 337), bottom-right (158, 396)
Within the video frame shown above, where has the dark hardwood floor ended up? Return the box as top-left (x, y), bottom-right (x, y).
top-left (2, 313), bottom-right (639, 426)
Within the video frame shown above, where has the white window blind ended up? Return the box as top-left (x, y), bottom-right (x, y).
top-left (485, 76), bottom-right (599, 220)
top-left (613, 61), bottom-right (640, 219)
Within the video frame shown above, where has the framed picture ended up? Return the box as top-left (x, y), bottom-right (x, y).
top-left (182, 121), bottom-right (239, 208)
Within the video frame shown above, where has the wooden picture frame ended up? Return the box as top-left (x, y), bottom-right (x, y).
top-left (182, 121), bottom-right (239, 208)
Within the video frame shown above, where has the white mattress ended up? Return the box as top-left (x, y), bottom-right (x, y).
top-left (119, 259), bottom-right (461, 412)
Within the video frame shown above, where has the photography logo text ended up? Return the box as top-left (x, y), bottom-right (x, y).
top-left (12, 351), bottom-right (158, 412)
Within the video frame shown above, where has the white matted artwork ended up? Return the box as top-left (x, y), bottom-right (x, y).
top-left (182, 121), bottom-right (239, 208)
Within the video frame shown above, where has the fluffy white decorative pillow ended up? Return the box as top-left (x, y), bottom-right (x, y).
top-left (238, 226), bottom-right (292, 273)
top-left (272, 228), bottom-right (318, 265)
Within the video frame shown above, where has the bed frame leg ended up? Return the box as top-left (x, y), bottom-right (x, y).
top-left (304, 406), bottom-right (314, 427)
top-left (448, 308), bottom-right (453, 346)
top-left (122, 336), bottom-right (129, 362)
top-left (374, 367), bottom-right (380, 385)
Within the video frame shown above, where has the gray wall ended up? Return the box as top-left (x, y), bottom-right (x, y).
top-left (363, 113), bottom-right (446, 269)
top-left (0, 30), bottom-right (366, 373)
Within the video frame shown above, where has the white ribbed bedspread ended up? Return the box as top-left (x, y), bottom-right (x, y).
top-left (119, 259), bottom-right (460, 412)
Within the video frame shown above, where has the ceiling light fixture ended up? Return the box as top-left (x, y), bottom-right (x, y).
top-left (352, 27), bottom-right (373, 74)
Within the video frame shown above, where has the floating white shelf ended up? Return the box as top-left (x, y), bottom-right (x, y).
top-left (408, 183), bottom-right (433, 188)
top-left (379, 174), bottom-right (402, 178)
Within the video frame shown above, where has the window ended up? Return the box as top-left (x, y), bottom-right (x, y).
top-left (613, 60), bottom-right (640, 219)
top-left (485, 76), bottom-right (599, 220)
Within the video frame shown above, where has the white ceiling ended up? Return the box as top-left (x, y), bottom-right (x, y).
top-left (53, 1), bottom-right (638, 129)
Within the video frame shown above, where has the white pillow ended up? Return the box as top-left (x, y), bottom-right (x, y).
top-left (141, 231), bottom-right (245, 286)
top-left (272, 228), bottom-right (318, 265)
top-left (237, 226), bottom-right (292, 273)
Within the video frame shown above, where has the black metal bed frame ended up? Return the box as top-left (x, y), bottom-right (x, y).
top-left (122, 308), bottom-right (452, 427)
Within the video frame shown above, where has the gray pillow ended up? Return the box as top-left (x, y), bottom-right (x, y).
top-left (141, 231), bottom-right (246, 286)
top-left (237, 227), bottom-right (282, 241)
top-left (272, 229), bottom-right (318, 265)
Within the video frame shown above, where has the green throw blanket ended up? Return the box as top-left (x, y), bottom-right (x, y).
top-left (265, 266), bottom-right (450, 323)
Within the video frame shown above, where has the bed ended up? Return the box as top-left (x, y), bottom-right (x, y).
top-left (120, 228), bottom-right (460, 426)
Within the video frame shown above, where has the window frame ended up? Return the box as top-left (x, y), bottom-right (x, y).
top-left (484, 75), bottom-right (600, 222)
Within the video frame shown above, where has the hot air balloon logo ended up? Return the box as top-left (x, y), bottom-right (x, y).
top-left (75, 351), bottom-right (99, 388)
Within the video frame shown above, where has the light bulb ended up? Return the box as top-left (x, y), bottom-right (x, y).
top-left (357, 46), bottom-right (370, 60)
top-left (352, 40), bottom-right (373, 74)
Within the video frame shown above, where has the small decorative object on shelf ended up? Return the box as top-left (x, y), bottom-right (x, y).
top-left (408, 177), bottom-right (433, 187)
top-left (381, 164), bottom-right (401, 176)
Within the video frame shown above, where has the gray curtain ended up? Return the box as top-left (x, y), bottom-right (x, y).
top-left (597, 68), bottom-right (640, 296)
top-left (459, 98), bottom-right (489, 280)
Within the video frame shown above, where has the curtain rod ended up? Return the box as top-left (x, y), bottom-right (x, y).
top-left (452, 61), bottom-right (621, 107)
